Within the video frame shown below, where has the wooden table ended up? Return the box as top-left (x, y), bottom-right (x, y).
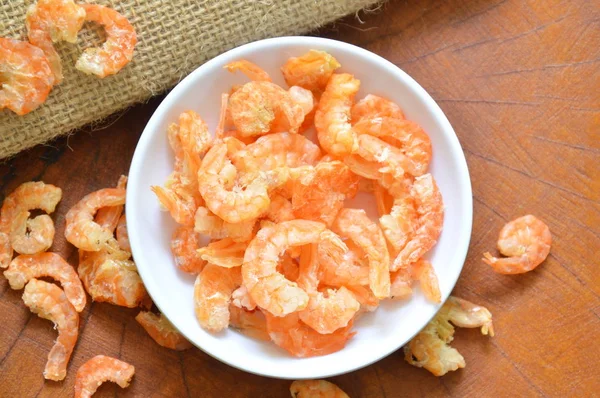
top-left (1, 0), bottom-right (598, 396)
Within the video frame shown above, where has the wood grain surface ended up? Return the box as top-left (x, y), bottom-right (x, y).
top-left (1, 0), bottom-right (598, 396)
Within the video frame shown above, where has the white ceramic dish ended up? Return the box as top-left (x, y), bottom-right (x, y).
top-left (127, 36), bottom-right (472, 379)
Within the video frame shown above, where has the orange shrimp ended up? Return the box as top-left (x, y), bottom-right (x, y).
top-left (171, 226), bottom-right (206, 273)
top-left (231, 284), bottom-right (257, 311)
top-left (25, 0), bottom-right (85, 84)
top-left (194, 264), bottom-right (241, 332)
top-left (379, 175), bottom-right (417, 255)
top-left (265, 194), bottom-right (295, 223)
top-left (355, 134), bottom-right (408, 179)
top-left (265, 312), bottom-right (355, 358)
top-left (392, 174), bottom-right (444, 270)
top-left (74, 355), bottom-right (135, 398)
top-left (288, 86), bottom-right (315, 122)
top-left (197, 238), bottom-right (247, 268)
top-left (281, 49), bottom-right (341, 94)
top-left (410, 259), bottom-right (441, 303)
top-left (75, 4), bottom-right (137, 78)
top-left (224, 59), bottom-right (271, 82)
top-left (483, 215), bottom-right (551, 274)
top-left (353, 117), bottom-right (432, 177)
top-left (314, 73), bottom-right (360, 156)
top-left (22, 279), bottom-right (79, 381)
top-left (332, 208), bottom-right (391, 299)
top-left (389, 269), bottom-right (412, 300)
top-left (5, 252), bottom-right (86, 312)
top-left (95, 175), bottom-right (128, 232)
top-left (343, 154), bottom-right (384, 180)
top-left (290, 380), bottom-right (350, 398)
top-left (351, 94), bottom-right (405, 124)
top-left (0, 38), bottom-right (54, 115)
top-left (317, 229), bottom-right (369, 287)
top-left (228, 306), bottom-right (270, 341)
top-left (194, 206), bottom-right (256, 242)
top-left (10, 211), bottom-right (55, 255)
top-left (135, 311), bottom-right (193, 351)
top-left (116, 214), bottom-right (130, 252)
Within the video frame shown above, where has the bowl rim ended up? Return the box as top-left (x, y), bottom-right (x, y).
top-left (127, 35), bottom-right (472, 379)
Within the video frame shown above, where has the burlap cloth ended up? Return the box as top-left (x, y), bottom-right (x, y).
top-left (0, 0), bottom-right (378, 159)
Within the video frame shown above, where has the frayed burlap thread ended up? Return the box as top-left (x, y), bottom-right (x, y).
top-left (0, 0), bottom-right (377, 159)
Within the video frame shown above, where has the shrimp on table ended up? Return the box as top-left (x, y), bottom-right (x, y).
top-left (0, 181), bottom-right (62, 265)
top-left (332, 208), bottom-right (391, 299)
top-left (194, 264), bottom-right (241, 332)
top-left (353, 117), bottom-right (432, 177)
top-left (197, 238), bottom-right (248, 268)
top-left (5, 252), bottom-right (86, 312)
top-left (242, 220), bottom-right (327, 316)
top-left (75, 4), bottom-right (137, 78)
top-left (290, 379), bottom-right (350, 398)
top-left (483, 215), bottom-right (551, 274)
top-left (95, 175), bottom-right (127, 232)
top-left (224, 59), bottom-right (271, 82)
top-left (135, 311), bottom-right (192, 351)
top-left (404, 296), bottom-right (494, 376)
top-left (171, 226), bottom-right (206, 273)
top-left (228, 306), bottom-right (270, 341)
top-left (116, 214), bottom-right (130, 252)
top-left (74, 355), bottom-right (135, 398)
top-left (265, 312), bottom-right (355, 358)
top-left (392, 174), bottom-right (444, 271)
top-left (26, 0), bottom-right (85, 84)
top-left (281, 49), bottom-right (341, 94)
top-left (22, 279), bottom-right (79, 381)
top-left (0, 38), bottom-right (54, 115)
top-left (351, 94), bottom-right (405, 124)
top-left (314, 73), bottom-right (360, 156)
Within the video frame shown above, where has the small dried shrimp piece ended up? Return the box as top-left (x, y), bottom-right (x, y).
top-left (231, 284), bottom-right (257, 310)
top-left (411, 259), bottom-right (441, 303)
top-left (389, 269), bottom-right (412, 300)
top-left (351, 94), bottom-right (405, 124)
top-left (317, 230), bottom-right (369, 287)
top-left (404, 296), bottom-right (494, 376)
top-left (343, 155), bottom-right (384, 180)
top-left (75, 4), bottom-right (137, 78)
top-left (116, 214), bottom-right (130, 252)
top-left (289, 86), bottom-right (315, 119)
top-left (281, 49), bottom-right (341, 94)
top-left (265, 312), bottom-right (355, 358)
top-left (392, 174), bottom-right (443, 270)
top-left (197, 238), bottom-right (247, 268)
top-left (242, 220), bottom-right (326, 316)
top-left (87, 255), bottom-right (148, 308)
top-left (194, 206), bottom-right (255, 242)
top-left (198, 142), bottom-right (288, 223)
top-left (5, 252), bottom-right (86, 312)
top-left (291, 161), bottom-right (359, 226)
top-left (229, 81), bottom-right (305, 136)
top-left (265, 194), bottom-right (295, 223)
top-left (135, 311), bottom-right (192, 350)
top-left (483, 215), bottom-right (551, 274)
top-left (224, 59), bottom-right (271, 82)
top-left (290, 379), bottom-right (350, 398)
top-left (0, 38), bottom-right (54, 115)
top-left (0, 181), bottom-right (62, 265)
top-left (194, 264), bottom-right (241, 332)
top-left (22, 278), bottom-right (79, 381)
top-left (95, 175), bottom-right (127, 232)
top-left (378, 176), bottom-right (417, 255)
top-left (228, 305), bottom-right (269, 341)
top-left (171, 226), bottom-right (206, 273)
top-left (345, 284), bottom-right (379, 312)
top-left (332, 208), bottom-right (391, 299)
top-left (355, 134), bottom-right (407, 179)
top-left (314, 73), bottom-right (360, 156)
top-left (353, 117), bottom-right (432, 177)
top-left (74, 355), bottom-right (135, 398)
top-left (297, 244), bottom-right (360, 334)
top-left (26, 0), bottom-right (85, 84)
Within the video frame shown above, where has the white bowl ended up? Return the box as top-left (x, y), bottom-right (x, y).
top-left (127, 36), bottom-right (472, 379)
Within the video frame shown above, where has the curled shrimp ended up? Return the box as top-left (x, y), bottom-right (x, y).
top-left (194, 206), bottom-right (255, 242)
top-left (116, 214), bottom-right (130, 252)
top-left (265, 194), bottom-right (295, 223)
top-left (197, 238), bottom-right (247, 268)
top-left (229, 81), bottom-right (304, 136)
top-left (135, 311), bottom-right (192, 351)
top-left (290, 379), bottom-right (350, 398)
top-left (378, 175), bottom-right (417, 254)
top-left (314, 73), bottom-right (360, 156)
top-left (404, 296), bottom-right (494, 376)
top-left (392, 174), bottom-right (444, 270)
top-left (5, 252), bottom-right (86, 312)
top-left (22, 278), bottom-right (79, 381)
top-left (74, 355), bottom-right (135, 398)
top-left (265, 312), bottom-right (355, 358)
top-left (297, 244), bottom-right (360, 334)
top-left (198, 142), bottom-right (288, 223)
top-left (483, 215), bottom-right (551, 274)
top-left (351, 94), bottom-right (405, 124)
top-left (194, 264), bottom-right (241, 332)
top-left (332, 208), bottom-right (391, 299)
top-left (228, 306), bottom-right (269, 341)
top-left (171, 226), bottom-right (206, 273)
top-left (317, 230), bottom-right (369, 287)
top-left (354, 117), bottom-right (432, 176)
top-left (281, 49), bottom-right (341, 94)
top-left (75, 4), bottom-right (137, 78)
top-left (25, 0), bottom-right (85, 84)
top-left (0, 38), bottom-right (54, 115)
top-left (224, 59), bottom-right (271, 82)
top-left (231, 284), bottom-right (257, 311)
top-left (10, 211), bottom-right (55, 254)
top-left (242, 220), bottom-right (327, 316)
top-left (355, 134), bottom-right (407, 179)
top-left (411, 259), bottom-right (441, 303)
top-left (0, 181), bottom-right (62, 266)
top-left (95, 175), bottom-right (127, 232)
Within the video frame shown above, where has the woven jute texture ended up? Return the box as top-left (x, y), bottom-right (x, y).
top-left (0, 0), bottom-right (376, 159)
